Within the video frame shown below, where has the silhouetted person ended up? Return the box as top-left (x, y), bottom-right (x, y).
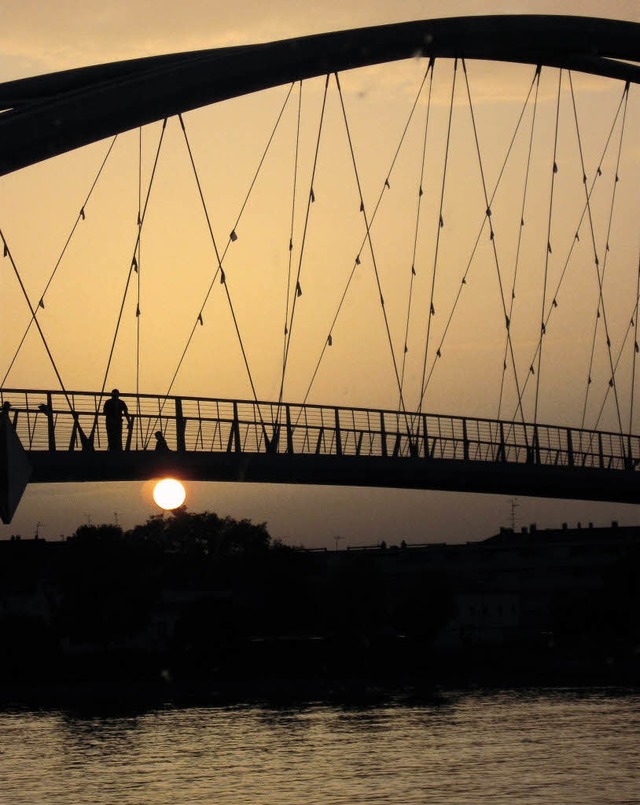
top-left (103, 389), bottom-right (130, 451)
top-left (72, 412), bottom-right (94, 451)
top-left (0, 401), bottom-right (13, 430)
top-left (154, 430), bottom-right (169, 451)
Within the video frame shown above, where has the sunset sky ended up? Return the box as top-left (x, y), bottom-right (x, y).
top-left (1, 1), bottom-right (639, 545)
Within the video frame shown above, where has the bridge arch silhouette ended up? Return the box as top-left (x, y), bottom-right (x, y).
top-left (0, 15), bottom-right (638, 176)
top-left (1, 14), bottom-right (640, 523)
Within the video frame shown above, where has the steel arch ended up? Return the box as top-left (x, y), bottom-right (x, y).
top-left (0, 15), bottom-right (638, 177)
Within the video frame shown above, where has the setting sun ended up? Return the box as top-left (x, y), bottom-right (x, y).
top-left (153, 478), bottom-right (186, 510)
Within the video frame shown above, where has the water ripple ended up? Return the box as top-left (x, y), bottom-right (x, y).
top-left (1, 689), bottom-right (638, 804)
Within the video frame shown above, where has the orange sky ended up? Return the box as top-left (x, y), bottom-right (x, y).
top-left (1, 2), bottom-right (639, 544)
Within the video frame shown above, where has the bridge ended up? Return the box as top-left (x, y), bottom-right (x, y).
top-left (2, 385), bottom-right (640, 523)
top-left (1, 15), bottom-right (640, 524)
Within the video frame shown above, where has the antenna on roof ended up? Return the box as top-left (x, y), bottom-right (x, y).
top-left (509, 498), bottom-right (520, 530)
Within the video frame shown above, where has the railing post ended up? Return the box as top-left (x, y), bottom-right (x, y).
top-left (462, 417), bottom-right (470, 461)
top-left (527, 425), bottom-right (540, 464)
top-left (335, 408), bottom-right (342, 456)
top-left (232, 401), bottom-right (241, 453)
top-left (408, 414), bottom-right (419, 458)
top-left (69, 416), bottom-right (79, 451)
top-left (598, 432), bottom-right (604, 469)
top-left (422, 414), bottom-right (429, 459)
top-left (175, 398), bottom-right (186, 452)
top-left (45, 391), bottom-right (55, 452)
top-left (124, 415), bottom-right (134, 452)
top-left (497, 421), bottom-right (506, 462)
top-left (380, 412), bottom-right (387, 457)
top-left (566, 428), bottom-right (574, 467)
top-left (286, 404), bottom-right (294, 454)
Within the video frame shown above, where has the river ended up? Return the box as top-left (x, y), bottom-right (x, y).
top-left (1, 688), bottom-right (638, 804)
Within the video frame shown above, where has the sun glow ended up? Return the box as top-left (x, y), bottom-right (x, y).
top-left (153, 478), bottom-right (186, 510)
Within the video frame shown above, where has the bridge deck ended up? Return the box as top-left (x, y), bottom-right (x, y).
top-left (1, 388), bottom-right (639, 504)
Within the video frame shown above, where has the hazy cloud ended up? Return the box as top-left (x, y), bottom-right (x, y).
top-left (0, 0), bottom-right (636, 77)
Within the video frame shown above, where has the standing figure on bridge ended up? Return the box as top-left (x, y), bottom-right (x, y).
top-left (103, 389), bottom-right (131, 451)
top-left (0, 401), bottom-right (13, 429)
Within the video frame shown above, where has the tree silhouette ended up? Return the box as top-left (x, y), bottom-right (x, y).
top-left (126, 507), bottom-right (273, 558)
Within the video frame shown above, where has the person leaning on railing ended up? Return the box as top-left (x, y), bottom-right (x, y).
top-left (154, 430), bottom-right (169, 451)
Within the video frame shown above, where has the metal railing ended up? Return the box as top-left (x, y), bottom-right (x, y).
top-left (1, 387), bottom-right (639, 471)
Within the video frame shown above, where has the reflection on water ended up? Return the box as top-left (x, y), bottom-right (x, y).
top-left (1, 689), bottom-right (638, 804)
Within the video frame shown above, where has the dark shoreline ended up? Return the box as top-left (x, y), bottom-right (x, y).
top-left (3, 653), bottom-right (638, 712)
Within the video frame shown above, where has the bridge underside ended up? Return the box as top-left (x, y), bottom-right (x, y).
top-left (25, 451), bottom-right (640, 505)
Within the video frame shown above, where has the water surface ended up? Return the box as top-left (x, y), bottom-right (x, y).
top-left (1, 688), bottom-right (638, 804)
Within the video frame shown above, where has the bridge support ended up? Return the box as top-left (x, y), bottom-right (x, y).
top-left (0, 415), bottom-right (32, 524)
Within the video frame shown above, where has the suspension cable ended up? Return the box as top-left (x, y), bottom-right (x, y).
top-left (577, 75), bottom-right (629, 432)
top-left (0, 228), bottom-right (74, 410)
top-left (177, 114), bottom-right (263, 408)
top-left (418, 59), bottom-right (458, 415)
top-left (572, 73), bottom-right (624, 436)
top-left (533, 68), bottom-right (563, 423)
top-left (400, 59), bottom-right (435, 403)
top-left (334, 70), bottom-right (408, 413)
top-left (281, 81), bottom-right (303, 387)
top-left (97, 120), bottom-right (167, 404)
top-left (1, 135), bottom-right (118, 387)
top-left (278, 75), bottom-right (330, 405)
top-left (163, 83), bottom-right (296, 400)
top-left (587, 88), bottom-right (634, 436)
top-left (630, 250), bottom-right (640, 433)
top-left (581, 82), bottom-right (629, 427)
top-left (463, 59), bottom-right (528, 424)
top-left (509, 80), bottom-right (630, 423)
top-left (298, 61), bottom-right (434, 410)
top-left (420, 65), bottom-right (542, 411)
top-left (135, 126), bottom-right (143, 446)
top-left (497, 66), bottom-right (542, 418)
top-left (591, 270), bottom-right (640, 434)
